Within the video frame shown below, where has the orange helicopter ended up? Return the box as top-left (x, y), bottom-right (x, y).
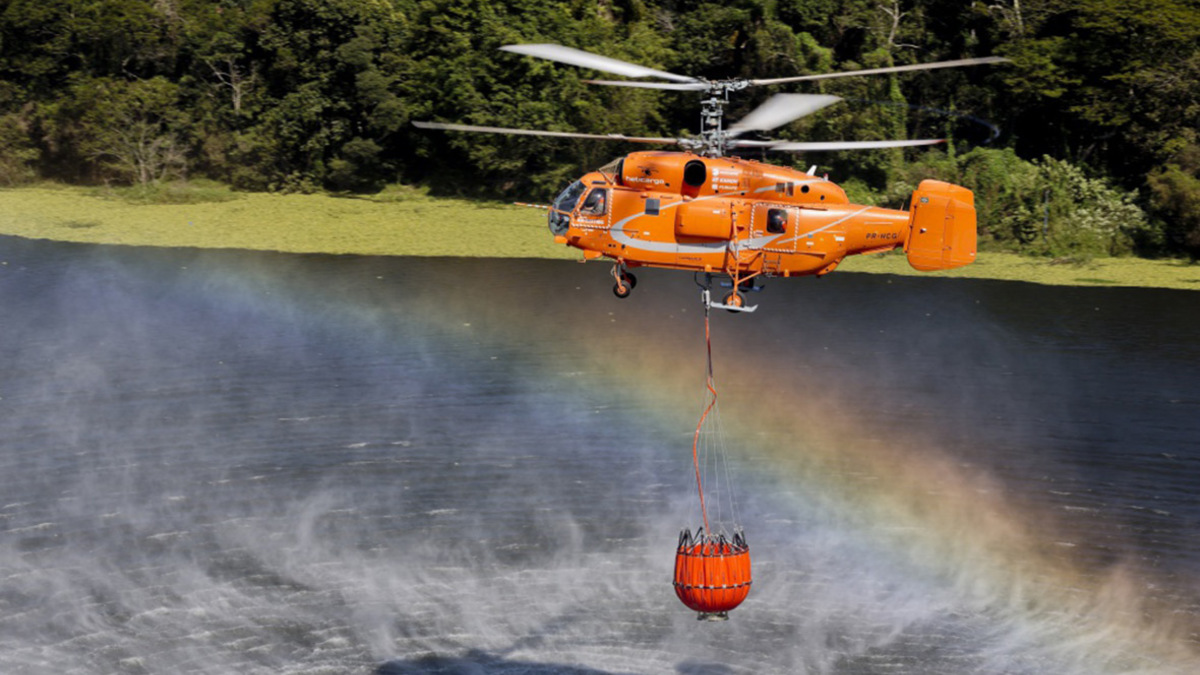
top-left (416, 44), bottom-right (1005, 312)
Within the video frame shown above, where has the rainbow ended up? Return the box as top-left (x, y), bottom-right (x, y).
top-left (209, 253), bottom-right (1200, 671)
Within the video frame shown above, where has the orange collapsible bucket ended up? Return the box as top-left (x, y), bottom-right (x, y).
top-left (673, 529), bottom-right (751, 620)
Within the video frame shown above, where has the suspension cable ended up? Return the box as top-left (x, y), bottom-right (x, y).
top-left (691, 295), bottom-right (718, 534)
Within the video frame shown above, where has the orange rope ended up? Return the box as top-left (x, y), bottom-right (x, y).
top-left (691, 305), bottom-right (717, 534)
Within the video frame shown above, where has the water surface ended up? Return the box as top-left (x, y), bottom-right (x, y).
top-left (0, 237), bottom-right (1197, 673)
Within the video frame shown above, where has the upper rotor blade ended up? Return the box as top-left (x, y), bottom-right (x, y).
top-left (412, 120), bottom-right (682, 145)
top-left (583, 79), bottom-right (709, 91)
top-left (728, 94), bottom-right (841, 136)
top-left (501, 44), bottom-right (699, 84)
top-left (750, 56), bottom-right (1011, 86)
top-left (765, 139), bottom-right (946, 152)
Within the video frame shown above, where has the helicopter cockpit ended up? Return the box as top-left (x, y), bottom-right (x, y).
top-left (548, 180), bottom-right (585, 235)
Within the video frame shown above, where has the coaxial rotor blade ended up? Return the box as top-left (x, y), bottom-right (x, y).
top-left (728, 94), bottom-right (841, 136)
top-left (583, 79), bottom-right (709, 91)
top-left (500, 44), bottom-right (699, 84)
top-left (412, 120), bottom-right (682, 145)
top-left (766, 139), bottom-right (946, 151)
top-left (724, 139), bottom-right (780, 148)
top-left (750, 56), bottom-right (1011, 86)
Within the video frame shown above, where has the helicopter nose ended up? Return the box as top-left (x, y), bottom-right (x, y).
top-left (548, 210), bottom-right (569, 236)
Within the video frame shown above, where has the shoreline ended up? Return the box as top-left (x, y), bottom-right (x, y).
top-left (2, 185), bottom-right (1197, 291)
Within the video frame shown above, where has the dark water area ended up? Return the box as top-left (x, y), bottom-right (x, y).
top-left (0, 236), bottom-right (1198, 674)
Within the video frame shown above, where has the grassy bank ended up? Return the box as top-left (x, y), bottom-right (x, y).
top-left (1, 184), bottom-right (1197, 291)
top-left (837, 248), bottom-right (1200, 290)
top-left (0, 183), bottom-right (576, 261)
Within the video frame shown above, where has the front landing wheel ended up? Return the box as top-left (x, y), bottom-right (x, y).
top-left (613, 282), bottom-right (632, 299)
top-left (722, 291), bottom-right (745, 312)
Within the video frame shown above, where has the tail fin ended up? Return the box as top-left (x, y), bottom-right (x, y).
top-left (905, 179), bottom-right (977, 271)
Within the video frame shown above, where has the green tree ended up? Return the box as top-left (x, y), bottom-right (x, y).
top-left (0, 0), bottom-right (181, 93)
top-left (0, 112), bottom-right (38, 184)
top-left (999, 0), bottom-right (1200, 180)
top-left (229, 0), bottom-right (410, 191)
top-left (65, 76), bottom-right (188, 185)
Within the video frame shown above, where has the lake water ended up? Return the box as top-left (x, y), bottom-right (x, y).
top-left (0, 236), bottom-right (1198, 674)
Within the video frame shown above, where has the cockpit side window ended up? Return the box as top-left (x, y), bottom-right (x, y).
top-left (767, 208), bottom-right (787, 234)
top-left (580, 188), bottom-right (608, 216)
top-left (553, 181), bottom-right (586, 213)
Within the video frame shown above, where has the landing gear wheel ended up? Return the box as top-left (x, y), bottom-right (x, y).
top-left (723, 291), bottom-right (745, 313)
top-left (613, 269), bottom-right (636, 299)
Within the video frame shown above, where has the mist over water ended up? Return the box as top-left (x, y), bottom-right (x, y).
top-left (0, 237), bottom-right (1197, 673)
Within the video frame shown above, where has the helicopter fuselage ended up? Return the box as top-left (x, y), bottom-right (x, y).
top-left (549, 151), bottom-right (977, 283)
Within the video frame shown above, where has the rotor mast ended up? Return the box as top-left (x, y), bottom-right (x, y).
top-left (696, 80), bottom-right (751, 157)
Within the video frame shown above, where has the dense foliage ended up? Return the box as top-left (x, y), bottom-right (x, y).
top-left (1, 0), bottom-right (1198, 258)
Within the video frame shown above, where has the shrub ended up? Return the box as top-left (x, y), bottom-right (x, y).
top-left (1034, 156), bottom-right (1151, 258)
top-left (1147, 164), bottom-right (1200, 260)
top-left (887, 149), bottom-right (1150, 259)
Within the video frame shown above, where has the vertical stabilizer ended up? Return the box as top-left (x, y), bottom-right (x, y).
top-left (905, 179), bottom-right (977, 271)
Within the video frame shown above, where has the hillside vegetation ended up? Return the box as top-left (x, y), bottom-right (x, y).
top-left (0, 182), bottom-right (571, 258)
top-left (0, 1), bottom-right (1198, 261)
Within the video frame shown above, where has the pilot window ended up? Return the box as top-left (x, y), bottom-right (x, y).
top-left (581, 188), bottom-right (608, 216)
top-left (554, 181), bottom-right (586, 212)
top-left (767, 208), bottom-right (787, 234)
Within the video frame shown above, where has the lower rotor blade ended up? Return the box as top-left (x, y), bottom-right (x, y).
top-left (750, 56), bottom-right (1011, 86)
top-left (412, 120), bottom-right (681, 145)
top-left (765, 139), bottom-right (946, 151)
top-left (724, 139), bottom-right (779, 148)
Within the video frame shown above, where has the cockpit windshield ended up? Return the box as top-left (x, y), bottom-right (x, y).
top-left (553, 181), bottom-right (586, 213)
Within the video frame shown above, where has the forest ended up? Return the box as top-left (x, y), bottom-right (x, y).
top-left (0, 0), bottom-right (1198, 259)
